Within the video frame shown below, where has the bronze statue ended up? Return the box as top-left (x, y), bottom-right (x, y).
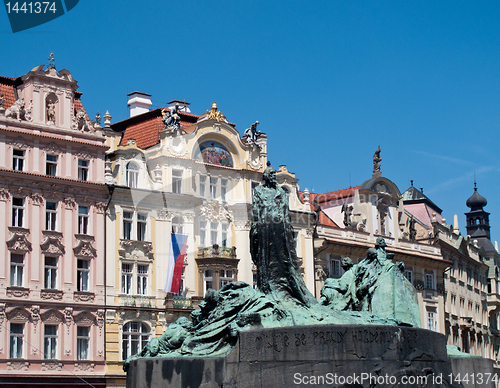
top-left (373, 145), bottom-right (382, 175)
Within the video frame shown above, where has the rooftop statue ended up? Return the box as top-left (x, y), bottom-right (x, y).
top-left (243, 121), bottom-right (262, 147)
top-left (161, 104), bottom-right (181, 130)
top-left (373, 145), bottom-right (382, 176)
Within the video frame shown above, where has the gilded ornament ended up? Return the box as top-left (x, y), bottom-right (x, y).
top-left (205, 102), bottom-right (228, 123)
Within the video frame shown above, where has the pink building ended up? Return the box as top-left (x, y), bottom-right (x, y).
top-left (0, 63), bottom-right (108, 387)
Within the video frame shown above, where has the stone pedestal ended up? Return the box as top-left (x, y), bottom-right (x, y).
top-left (127, 325), bottom-right (464, 387)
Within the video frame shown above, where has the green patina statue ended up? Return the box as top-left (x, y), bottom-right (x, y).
top-left (123, 165), bottom-right (421, 371)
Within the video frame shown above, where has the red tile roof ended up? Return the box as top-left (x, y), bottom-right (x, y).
top-left (74, 94), bottom-right (92, 123)
top-left (314, 186), bottom-right (360, 204)
top-left (0, 76), bottom-right (20, 109)
top-left (121, 114), bottom-right (163, 149)
top-left (299, 191), bottom-right (339, 228)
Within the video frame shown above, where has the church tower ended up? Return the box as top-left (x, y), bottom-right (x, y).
top-left (465, 182), bottom-right (495, 253)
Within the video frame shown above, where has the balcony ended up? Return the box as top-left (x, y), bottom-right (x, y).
top-left (197, 244), bottom-right (236, 259)
top-left (120, 294), bottom-right (155, 308)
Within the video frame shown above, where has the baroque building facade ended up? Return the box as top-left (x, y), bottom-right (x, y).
top-left (102, 95), bottom-right (315, 386)
top-left (0, 64), bottom-right (108, 387)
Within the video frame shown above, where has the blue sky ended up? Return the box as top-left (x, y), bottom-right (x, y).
top-left (1, 1), bottom-right (499, 244)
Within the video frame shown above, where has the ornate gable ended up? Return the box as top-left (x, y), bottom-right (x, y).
top-left (7, 228), bottom-right (32, 253)
top-left (7, 307), bottom-right (31, 323)
top-left (73, 236), bottom-right (97, 258)
top-left (41, 232), bottom-right (65, 256)
top-left (73, 311), bottom-right (95, 326)
top-left (41, 309), bottom-right (64, 324)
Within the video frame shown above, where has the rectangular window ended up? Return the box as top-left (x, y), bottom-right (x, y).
top-left (45, 201), bottom-right (57, 231)
top-left (199, 221), bottom-right (206, 247)
top-left (77, 259), bottom-right (90, 292)
top-left (204, 270), bottom-right (213, 294)
top-left (122, 263), bottom-right (133, 295)
top-left (137, 265), bottom-right (148, 295)
top-left (123, 211), bottom-right (133, 240)
top-left (427, 311), bottom-right (436, 331)
top-left (199, 176), bottom-right (206, 198)
top-left (10, 254), bottom-right (24, 287)
top-left (78, 206), bottom-right (89, 234)
top-left (251, 181), bottom-right (258, 195)
top-left (425, 274), bottom-right (434, 290)
top-left (210, 177), bottom-right (217, 199)
top-left (77, 326), bottom-right (90, 360)
top-left (330, 258), bottom-right (341, 277)
top-left (210, 222), bottom-right (218, 246)
top-left (404, 270), bottom-right (413, 284)
top-left (12, 197), bottom-right (24, 227)
top-left (219, 269), bottom-right (233, 288)
top-left (222, 223), bottom-right (228, 247)
top-left (13, 149), bottom-right (24, 171)
top-left (10, 323), bottom-right (24, 359)
top-left (78, 159), bottom-right (89, 181)
top-left (44, 325), bottom-right (57, 359)
top-left (44, 257), bottom-right (58, 289)
top-left (46, 154), bottom-right (57, 176)
top-left (221, 179), bottom-right (228, 201)
top-left (137, 213), bottom-right (147, 241)
top-left (172, 169), bottom-right (183, 194)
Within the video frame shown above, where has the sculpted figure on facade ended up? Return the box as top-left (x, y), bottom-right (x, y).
top-left (373, 145), bottom-right (382, 175)
top-left (46, 100), bottom-right (56, 123)
top-left (161, 105), bottom-right (181, 130)
top-left (6, 98), bottom-right (25, 120)
top-left (243, 121), bottom-right (262, 147)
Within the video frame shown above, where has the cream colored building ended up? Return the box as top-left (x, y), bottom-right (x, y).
top-left (102, 96), bottom-right (315, 386)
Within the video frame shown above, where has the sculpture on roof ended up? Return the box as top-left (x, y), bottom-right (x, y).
top-left (243, 121), bottom-right (262, 148)
top-left (6, 98), bottom-right (25, 120)
top-left (373, 145), bottom-right (382, 176)
top-left (205, 102), bottom-right (228, 123)
top-left (341, 203), bottom-right (353, 227)
top-left (161, 104), bottom-right (181, 130)
top-left (251, 162), bottom-right (317, 307)
top-left (47, 52), bottom-right (55, 69)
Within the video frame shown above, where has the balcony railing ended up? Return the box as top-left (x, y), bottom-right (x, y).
top-left (197, 244), bottom-right (236, 258)
top-left (173, 296), bottom-right (193, 309)
top-left (121, 295), bottom-right (155, 307)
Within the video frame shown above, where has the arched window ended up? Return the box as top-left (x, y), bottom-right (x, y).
top-left (122, 322), bottom-right (150, 360)
top-left (126, 162), bottom-right (139, 188)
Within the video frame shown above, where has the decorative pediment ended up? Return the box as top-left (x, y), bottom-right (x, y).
top-left (41, 231), bottom-right (65, 256)
top-left (8, 137), bottom-right (30, 150)
top-left (7, 228), bottom-right (32, 253)
top-left (73, 311), bottom-right (95, 326)
top-left (72, 236), bottom-right (96, 259)
top-left (43, 142), bottom-right (63, 155)
top-left (74, 147), bottom-right (93, 160)
top-left (199, 200), bottom-right (233, 222)
top-left (119, 240), bottom-right (154, 261)
top-left (7, 307), bottom-right (31, 323)
top-left (41, 309), bottom-right (64, 324)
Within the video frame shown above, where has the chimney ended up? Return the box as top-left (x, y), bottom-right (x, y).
top-left (127, 92), bottom-right (152, 117)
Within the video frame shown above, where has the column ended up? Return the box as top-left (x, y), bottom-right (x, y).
top-left (234, 220), bottom-right (252, 285)
top-left (303, 228), bottom-right (315, 296)
top-left (183, 213), bottom-right (196, 298)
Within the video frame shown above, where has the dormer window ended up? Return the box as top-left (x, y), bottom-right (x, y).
top-left (126, 162), bottom-right (139, 188)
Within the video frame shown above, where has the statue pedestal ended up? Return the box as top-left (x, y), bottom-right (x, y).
top-left (126, 325), bottom-right (462, 388)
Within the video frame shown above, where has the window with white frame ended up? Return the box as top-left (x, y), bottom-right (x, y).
top-left (10, 323), bottom-right (24, 359)
top-left (404, 270), bottom-right (413, 284)
top-left (45, 201), bottom-right (57, 231)
top-left (222, 223), bottom-right (229, 247)
top-left (137, 265), bottom-right (148, 295)
top-left (172, 169), bottom-right (183, 194)
top-left (77, 326), bottom-right (90, 360)
top-left (137, 213), bottom-right (147, 241)
top-left (204, 270), bottom-right (213, 294)
top-left (77, 259), bottom-right (90, 292)
top-left (122, 263), bottom-right (133, 295)
top-left (199, 176), bottom-right (206, 198)
top-left (330, 257), bottom-right (341, 277)
top-left (13, 149), bottom-right (24, 171)
top-left (78, 206), bottom-right (89, 234)
top-left (126, 162), bottom-right (139, 188)
top-left (210, 177), bottom-right (217, 199)
top-left (122, 322), bottom-right (150, 361)
top-left (425, 273), bottom-right (434, 290)
top-left (44, 324), bottom-right (58, 359)
top-left (46, 154), bottom-right (57, 176)
top-left (172, 216), bottom-right (183, 234)
top-left (10, 254), bottom-right (24, 287)
top-left (199, 221), bottom-right (207, 247)
top-left (44, 257), bottom-right (58, 289)
top-left (427, 311), bottom-right (437, 331)
top-left (210, 222), bottom-right (218, 245)
top-left (123, 211), bottom-right (133, 240)
top-left (78, 159), bottom-right (89, 181)
top-left (219, 270), bottom-right (234, 288)
top-left (12, 197), bottom-right (24, 227)
top-left (221, 179), bottom-right (228, 201)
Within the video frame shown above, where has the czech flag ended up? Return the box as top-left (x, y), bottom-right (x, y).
top-left (163, 233), bottom-right (188, 293)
